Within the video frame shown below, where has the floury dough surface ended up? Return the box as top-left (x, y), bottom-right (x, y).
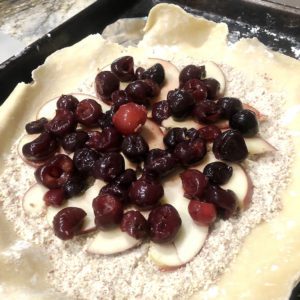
top-left (0, 3), bottom-right (300, 300)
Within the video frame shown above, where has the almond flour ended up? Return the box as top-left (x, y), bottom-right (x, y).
top-left (0, 63), bottom-right (293, 299)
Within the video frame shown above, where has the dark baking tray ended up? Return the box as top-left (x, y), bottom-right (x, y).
top-left (0, 0), bottom-right (300, 297)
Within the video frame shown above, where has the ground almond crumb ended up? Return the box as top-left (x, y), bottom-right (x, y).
top-left (0, 62), bottom-right (293, 300)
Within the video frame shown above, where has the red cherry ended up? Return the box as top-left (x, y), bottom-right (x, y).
top-left (188, 200), bottom-right (216, 226)
top-left (112, 102), bottom-right (147, 135)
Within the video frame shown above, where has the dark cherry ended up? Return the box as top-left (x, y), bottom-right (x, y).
top-left (43, 189), bottom-right (65, 207)
top-left (229, 109), bottom-right (259, 137)
top-left (125, 80), bottom-right (153, 106)
top-left (198, 125), bottom-right (221, 142)
top-left (115, 169), bottom-right (137, 187)
top-left (148, 204), bottom-right (182, 243)
top-left (129, 177), bottom-right (164, 210)
top-left (62, 130), bottom-right (89, 153)
top-left (93, 194), bottom-right (123, 229)
top-left (135, 67), bottom-right (145, 80)
top-left (56, 94), bottom-right (79, 112)
top-left (98, 110), bottom-right (114, 129)
top-left (163, 127), bottom-right (187, 149)
top-left (174, 138), bottom-right (207, 166)
top-left (203, 185), bottom-right (237, 219)
top-left (75, 99), bottom-right (102, 127)
top-left (120, 210), bottom-right (149, 239)
top-left (95, 71), bottom-right (120, 101)
top-left (179, 65), bottom-right (206, 86)
top-left (22, 132), bottom-right (58, 162)
top-left (217, 97), bottom-right (243, 119)
top-left (202, 78), bottom-right (220, 100)
top-left (203, 162), bottom-right (233, 185)
top-left (63, 174), bottom-right (88, 198)
top-left (142, 63), bottom-right (165, 85)
top-left (144, 79), bottom-right (160, 97)
top-left (85, 131), bottom-right (101, 149)
top-left (182, 79), bottom-right (208, 102)
top-left (111, 56), bottom-right (135, 82)
top-left (45, 109), bottom-right (77, 137)
top-left (213, 129), bottom-right (248, 162)
top-left (73, 147), bottom-right (99, 174)
top-left (121, 134), bottom-right (149, 163)
top-left (99, 183), bottom-right (129, 204)
top-left (34, 154), bottom-right (74, 189)
top-left (167, 89), bottom-right (195, 118)
top-left (193, 100), bottom-right (221, 124)
top-left (87, 127), bottom-right (122, 152)
top-left (92, 152), bottom-right (125, 182)
top-left (144, 149), bottom-right (178, 177)
top-left (25, 117), bottom-right (48, 134)
top-left (53, 207), bottom-right (86, 240)
top-left (110, 90), bottom-right (132, 108)
top-left (151, 100), bottom-right (171, 125)
top-left (186, 128), bottom-right (200, 140)
top-left (180, 169), bottom-right (208, 200)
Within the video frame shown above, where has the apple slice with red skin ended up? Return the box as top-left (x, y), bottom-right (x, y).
top-left (244, 136), bottom-right (276, 155)
top-left (46, 179), bottom-right (105, 234)
top-left (148, 171), bottom-right (209, 268)
top-left (22, 183), bottom-right (47, 217)
top-left (36, 93), bottom-right (110, 120)
top-left (86, 227), bottom-right (142, 255)
top-left (140, 119), bottom-right (165, 150)
top-left (194, 152), bottom-right (253, 210)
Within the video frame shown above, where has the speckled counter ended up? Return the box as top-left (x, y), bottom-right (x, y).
top-left (0, 0), bottom-right (96, 45)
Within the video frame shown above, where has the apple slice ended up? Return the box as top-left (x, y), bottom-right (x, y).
top-left (203, 61), bottom-right (226, 97)
top-left (245, 137), bottom-right (276, 155)
top-left (36, 93), bottom-right (110, 120)
top-left (141, 119), bottom-right (165, 150)
top-left (22, 183), bottom-right (47, 217)
top-left (243, 103), bottom-right (267, 121)
top-left (194, 152), bottom-right (253, 210)
top-left (148, 172), bottom-right (209, 268)
top-left (161, 116), bottom-right (202, 130)
top-left (46, 179), bottom-right (105, 234)
top-left (86, 227), bottom-right (142, 255)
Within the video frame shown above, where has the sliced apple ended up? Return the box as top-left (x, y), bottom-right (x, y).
top-left (22, 183), bottom-right (47, 217)
top-left (46, 179), bottom-right (105, 234)
top-left (245, 137), bottom-right (276, 155)
top-left (141, 119), bottom-right (165, 150)
top-left (194, 152), bottom-right (253, 210)
top-left (86, 227), bottom-right (142, 255)
top-left (243, 103), bottom-right (267, 121)
top-left (149, 172), bottom-right (209, 268)
top-left (203, 61), bottom-right (226, 97)
top-left (36, 93), bottom-right (110, 120)
top-left (161, 115), bottom-right (202, 130)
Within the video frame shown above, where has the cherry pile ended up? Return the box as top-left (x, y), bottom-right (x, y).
top-left (22, 56), bottom-right (260, 243)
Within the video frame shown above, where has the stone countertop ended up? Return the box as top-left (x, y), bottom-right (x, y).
top-left (0, 0), bottom-right (96, 46)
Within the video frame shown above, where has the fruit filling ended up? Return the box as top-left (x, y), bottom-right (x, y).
top-left (19, 56), bottom-right (276, 268)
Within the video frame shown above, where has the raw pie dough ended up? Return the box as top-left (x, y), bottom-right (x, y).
top-left (0, 3), bottom-right (300, 299)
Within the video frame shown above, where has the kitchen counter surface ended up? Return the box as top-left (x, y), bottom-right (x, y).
top-left (0, 0), bottom-right (96, 46)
